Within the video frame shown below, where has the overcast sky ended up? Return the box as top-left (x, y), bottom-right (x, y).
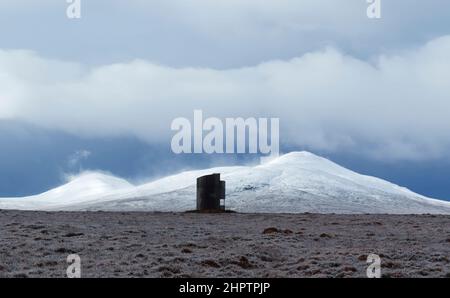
top-left (1, 0), bottom-right (450, 67)
top-left (1, 0), bottom-right (450, 199)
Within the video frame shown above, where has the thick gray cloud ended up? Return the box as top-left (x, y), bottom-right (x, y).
top-left (1, 35), bottom-right (450, 161)
top-left (1, 0), bottom-right (450, 67)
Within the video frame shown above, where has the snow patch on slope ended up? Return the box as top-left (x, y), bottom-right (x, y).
top-left (1, 152), bottom-right (450, 214)
top-left (0, 172), bottom-right (133, 210)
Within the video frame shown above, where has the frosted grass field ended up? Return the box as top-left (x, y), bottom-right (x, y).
top-left (0, 210), bottom-right (449, 278)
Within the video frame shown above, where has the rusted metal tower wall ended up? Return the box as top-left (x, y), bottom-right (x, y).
top-left (220, 180), bottom-right (225, 210)
top-left (196, 173), bottom-right (224, 211)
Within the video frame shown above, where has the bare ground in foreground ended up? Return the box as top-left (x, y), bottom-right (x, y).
top-left (0, 210), bottom-right (449, 278)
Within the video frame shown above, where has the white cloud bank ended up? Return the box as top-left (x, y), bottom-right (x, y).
top-left (1, 36), bottom-right (450, 161)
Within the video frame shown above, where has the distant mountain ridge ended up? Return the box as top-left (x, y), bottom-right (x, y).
top-left (1, 152), bottom-right (450, 214)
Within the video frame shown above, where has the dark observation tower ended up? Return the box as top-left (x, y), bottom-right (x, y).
top-left (196, 173), bottom-right (225, 212)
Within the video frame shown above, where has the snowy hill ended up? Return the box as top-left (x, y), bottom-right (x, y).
top-left (1, 152), bottom-right (450, 214)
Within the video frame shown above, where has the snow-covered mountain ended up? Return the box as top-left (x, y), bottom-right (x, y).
top-left (1, 151), bottom-right (450, 214)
